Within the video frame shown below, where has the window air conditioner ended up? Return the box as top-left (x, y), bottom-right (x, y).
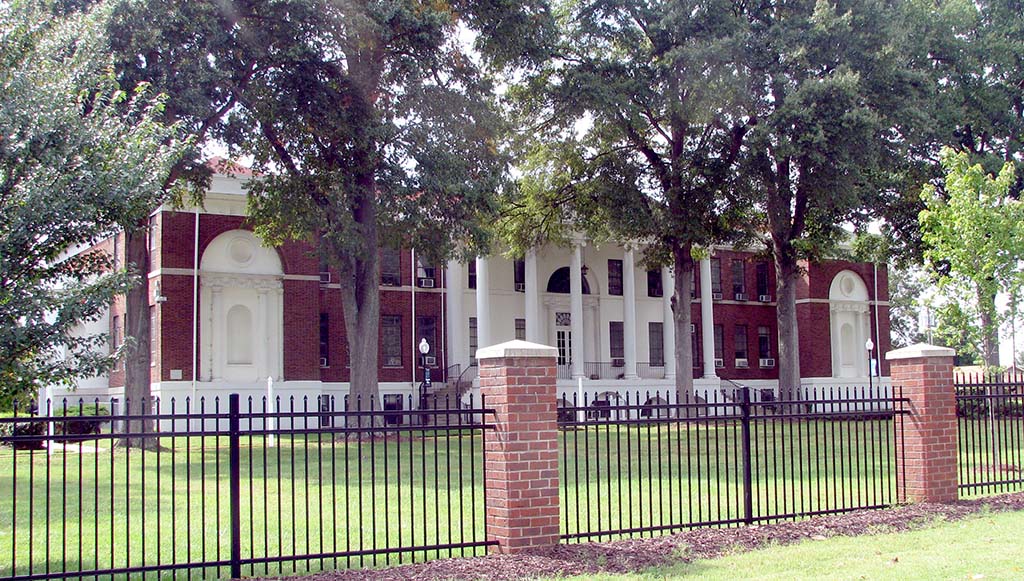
top-left (611, 358), bottom-right (625, 367)
top-left (381, 274), bottom-right (401, 287)
top-left (319, 272), bottom-right (331, 285)
top-left (759, 294), bottom-right (772, 302)
top-left (734, 293), bottom-right (747, 301)
top-left (712, 292), bottom-right (723, 300)
top-left (319, 357), bottom-right (329, 368)
top-left (735, 358), bottom-right (749, 368)
top-left (714, 358), bottom-right (724, 368)
top-left (418, 277), bottom-right (435, 288)
top-left (515, 282), bottom-right (526, 292)
top-left (759, 358), bottom-right (776, 368)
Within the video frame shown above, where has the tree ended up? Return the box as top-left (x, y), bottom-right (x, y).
top-left (886, 0), bottom-right (1024, 356)
top-left (111, 1), bottom-right (551, 420)
top-left (501, 0), bottom-right (758, 400)
top-left (919, 148), bottom-right (1023, 367)
top-left (0, 2), bottom-right (185, 409)
top-left (741, 0), bottom-right (925, 398)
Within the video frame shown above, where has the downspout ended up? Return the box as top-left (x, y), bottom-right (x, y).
top-left (191, 208), bottom-right (199, 415)
top-left (411, 248), bottom-right (417, 388)
top-left (873, 261), bottom-right (881, 377)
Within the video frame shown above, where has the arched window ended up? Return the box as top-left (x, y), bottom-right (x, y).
top-left (226, 305), bottom-right (253, 365)
top-left (546, 266), bottom-right (592, 294)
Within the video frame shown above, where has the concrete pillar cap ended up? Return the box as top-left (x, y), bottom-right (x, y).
top-left (885, 343), bottom-right (956, 361)
top-left (476, 340), bottom-right (558, 360)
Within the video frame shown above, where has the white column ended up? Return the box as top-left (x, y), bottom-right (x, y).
top-left (211, 285), bottom-right (223, 381)
top-left (662, 266), bottom-right (676, 379)
top-left (475, 256), bottom-right (492, 350)
top-left (525, 248), bottom-right (541, 343)
top-left (570, 243), bottom-right (585, 379)
top-left (257, 288), bottom-right (268, 380)
top-left (700, 258), bottom-right (717, 379)
top-left (446, 259), bottom-right (466, 370)
top-left (623, 247), bottom-right (638, 379)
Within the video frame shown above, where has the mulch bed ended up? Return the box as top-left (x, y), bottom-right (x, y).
top-left (269, 492), bottom-right (1024, 581)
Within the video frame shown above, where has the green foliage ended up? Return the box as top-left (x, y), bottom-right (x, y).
top-left (501, 0), bottom-right (758, 260)
top-left (920, 147), bottom-right (1023, 365)
top-left (0, 2), bottom-right (187, 409)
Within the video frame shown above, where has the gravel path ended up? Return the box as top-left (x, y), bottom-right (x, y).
top-left (263, 492), bottom-right (1024, 581)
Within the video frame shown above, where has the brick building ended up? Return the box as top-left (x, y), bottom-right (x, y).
top-left (62, 165), bottom-right (891, 408)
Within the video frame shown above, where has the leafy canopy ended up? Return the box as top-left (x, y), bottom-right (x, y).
top-left (919, 147), bottom-right (1022, 366)
top-left (0, 1), bottom-right (187, 408)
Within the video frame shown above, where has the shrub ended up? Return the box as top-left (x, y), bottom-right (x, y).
top-left (0, 412), bottom-right (46, 449)
top-left (54, 403), bottom-right (110, 440)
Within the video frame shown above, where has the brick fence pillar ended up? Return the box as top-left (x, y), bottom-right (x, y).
top-left (885, 343), bottom-right (958, 503)
top-left (477, 340), bottom-right (560, 553)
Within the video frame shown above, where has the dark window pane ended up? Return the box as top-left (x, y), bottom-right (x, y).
top-left (382, 248), bottom-right (402, 285)
top-left (608, 259), bottom-right (623, 296)
top-left (734, 325), bottom-right (748, 361)
top-left (319, 313), bottom-right (329, 367)
top-left (732, 259), bottom-right (746, 296)
top-left (711, 259), bottom-right (722, 294)
top-left (649, 322), bottom-right (664, 366)
top-left (609, 321), bottom-right (624, 359)
top-left (382, 315), bottom-right (402, 367)
top-left (647, 270), bottom-right (663, 297)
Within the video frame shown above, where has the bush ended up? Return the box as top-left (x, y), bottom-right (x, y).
top-left (0, 412), bottom-right (46, 449)
top-left (54, 403), bottom-right (109, 440)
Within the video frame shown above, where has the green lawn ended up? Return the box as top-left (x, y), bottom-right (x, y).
top-left (566, 509), bottom-right (1024, 580)
top-left (0, 417), bottom-right (1021, 580)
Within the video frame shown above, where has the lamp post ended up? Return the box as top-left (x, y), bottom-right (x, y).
top-left (419, 338), bottom-right (431, 386)
top-left (418, 338), bottom-right (431, 423)
top-left (865, 338), bottom-right (875, 392)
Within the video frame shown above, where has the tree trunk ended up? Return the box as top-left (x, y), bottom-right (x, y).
top-left (978, 286), bottom-right (1000, 367)
top-left (123, 225), bottom-right (156, 448)
top-left (339, 168), bottom-right (382, 430)
top-left (775, 251), bottom-right (802, 405)
top-left (672, 244), bottom-right (695, 413)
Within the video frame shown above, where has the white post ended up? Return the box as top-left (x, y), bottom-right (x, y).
top-left (576, 377), bottom-right (585, 424)
top-left (700, 257), bottom-right (717, 379)
top-left (570, 243), bottom-right (585, 379)
top-left (267, 376), bottom-right (276, 448)
top-left (623, 247), bottom-right (638, 379)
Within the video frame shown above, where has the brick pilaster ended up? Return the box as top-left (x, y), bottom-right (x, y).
top-left (477, 340), bottom-right (560, 553)
top-left (886, 343), bottom-right (958, 503)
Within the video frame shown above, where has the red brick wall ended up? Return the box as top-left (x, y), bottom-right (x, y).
top-left (479, 354), bottom-right (560, 553)
top-left (889, 353), bottom-right (958, 503)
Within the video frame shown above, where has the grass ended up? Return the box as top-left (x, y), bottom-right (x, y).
top-left (0, 417), bottom-right (1022, 579)
top-left (564, 509), bottom-right (1024, 580)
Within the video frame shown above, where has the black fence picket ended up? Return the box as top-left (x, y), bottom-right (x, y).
top-left (955, 372), bottom-right (1024, 495)
top-left (556, 385), bottom-right (908, 541)
top-left (0, 393), bottom-right (495, 580)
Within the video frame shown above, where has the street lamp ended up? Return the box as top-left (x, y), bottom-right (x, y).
top-left (418, 338), bottom-right (431, 424)
top-left (865, 339), bottom-right (875, 391)
top-left (419, 338), bottom-right (431, 386)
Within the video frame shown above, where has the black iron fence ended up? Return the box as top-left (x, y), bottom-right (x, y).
top-left (955, 374), bottom-right (1024, 496)
top-left (556, 385), bottom-right (908, 541)
top-left (0, 394), bottom-right (494, 580)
